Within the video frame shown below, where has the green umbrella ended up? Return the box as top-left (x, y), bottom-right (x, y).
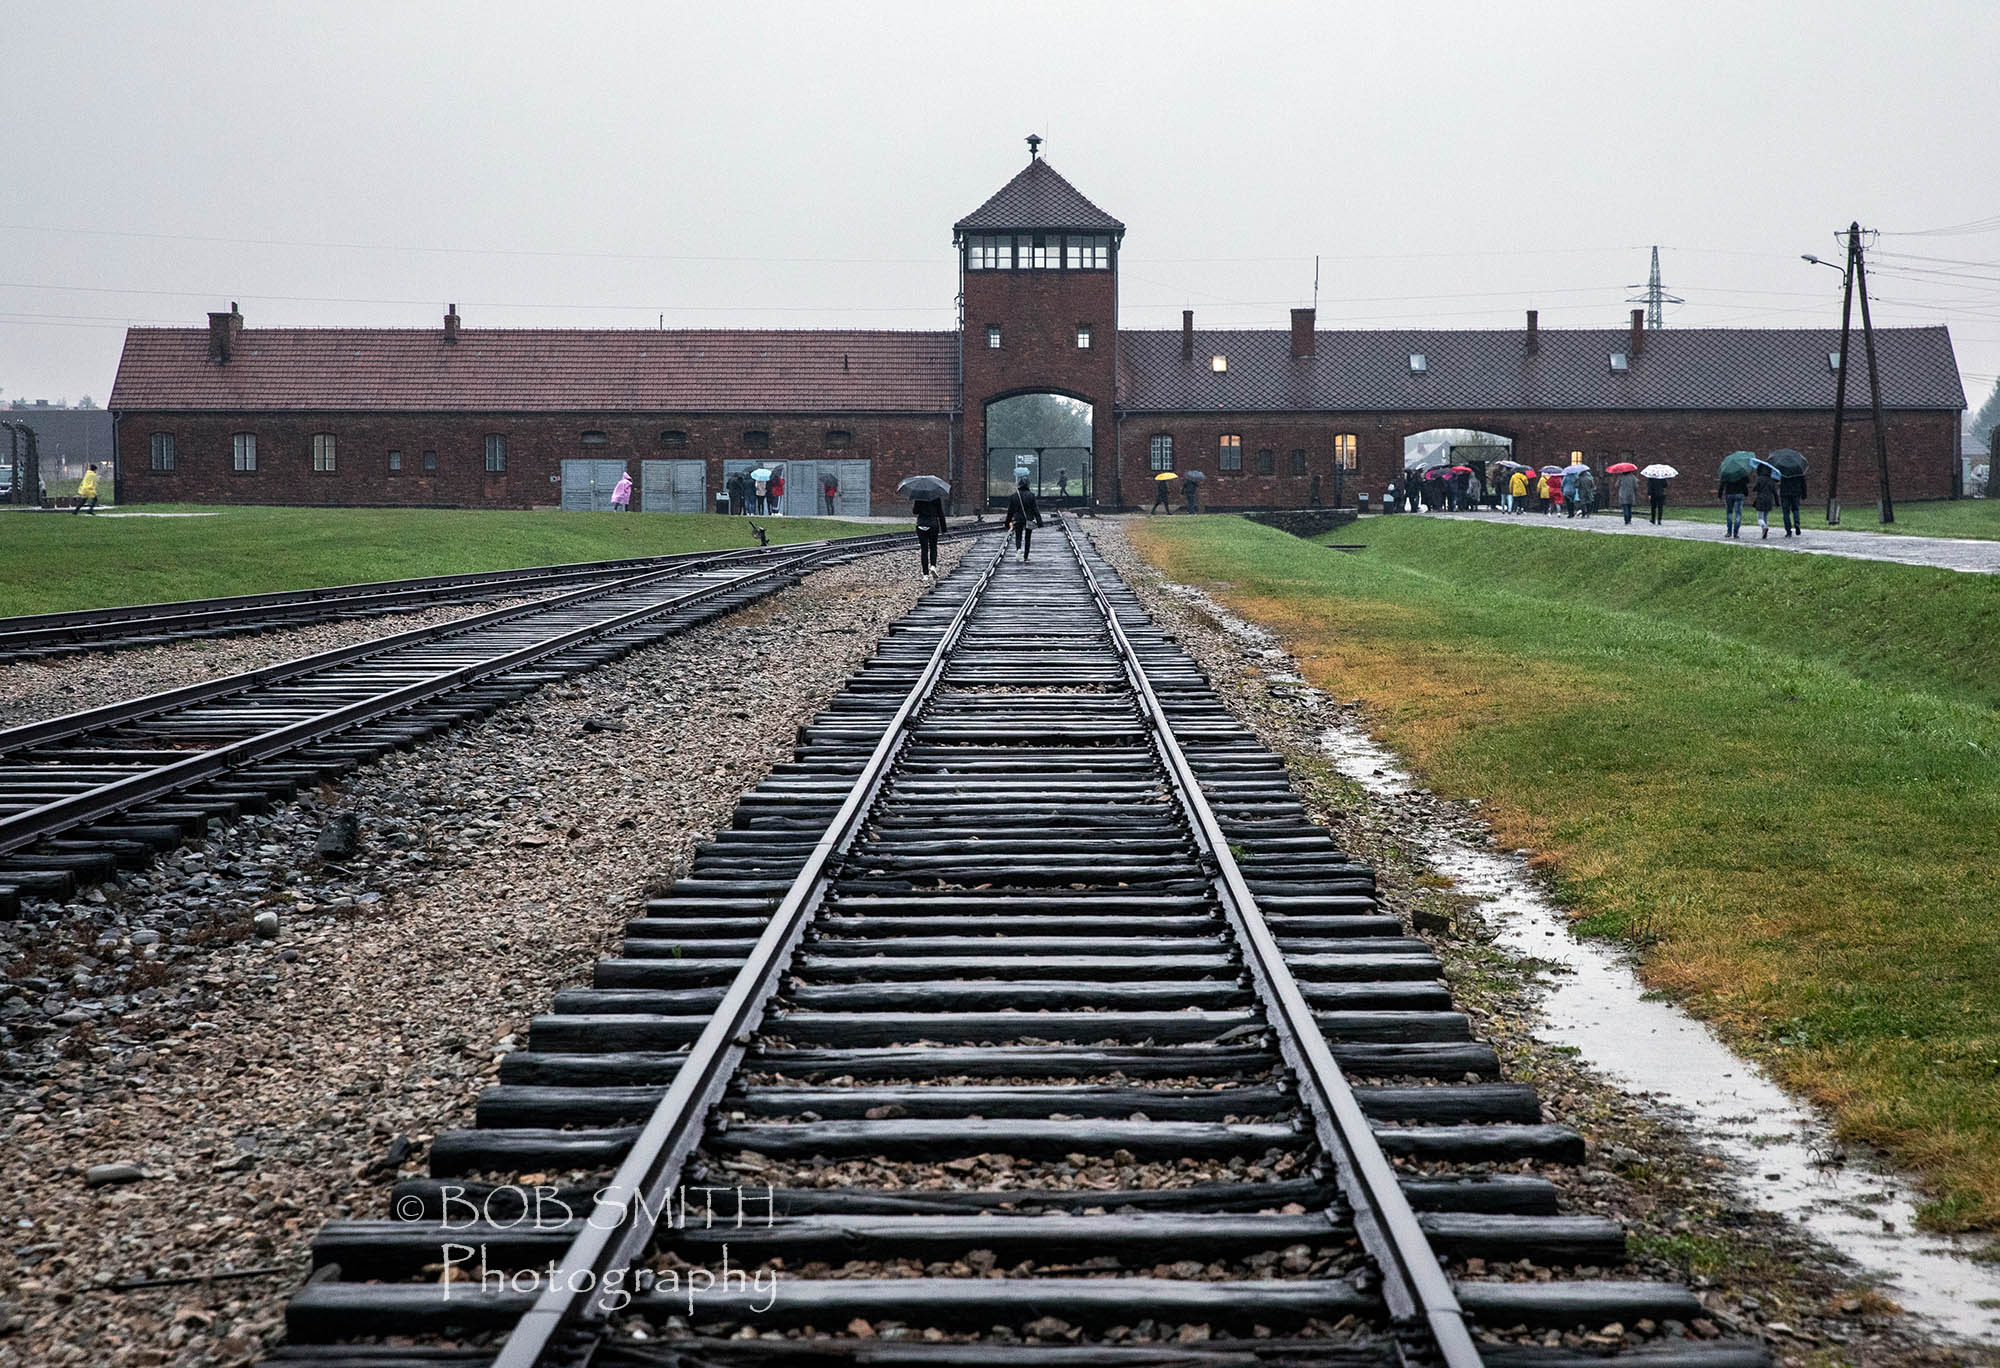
top-left (1719, 450), bottom-right (1758, 480)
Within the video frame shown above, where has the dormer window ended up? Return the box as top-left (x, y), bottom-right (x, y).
top-left (1609, 352), bottom-right (1629, 372)
top-left (1828, 351), bottom-right (1842, 371)
top-left (1409, 353), bottom-right (1428, 373)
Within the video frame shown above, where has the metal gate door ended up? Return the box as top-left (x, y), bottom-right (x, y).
top-left (834, 459), bottom-right (870, 517)
top-left (640, 459), bottom-right (707, 513)
top-left (561, 459), bottom-right (627, 511)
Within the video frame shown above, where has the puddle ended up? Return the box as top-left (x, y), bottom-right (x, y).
top-left (1157, 577), bottom-right (2000, 1345)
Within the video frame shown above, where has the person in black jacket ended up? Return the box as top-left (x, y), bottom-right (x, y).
top-left (1779, 470), bottom-right (1807, 537)
top-left (1646, 475), bottom-right (1669, 524)
top-left (1718, 469), bottom-right (1751, 539)
top-left (1752, 471), bottom-right (1778, 539)
top-left (912, 494), bottom-right (946, 577)
top-left (1004, 478), bottom-right (1042, 561)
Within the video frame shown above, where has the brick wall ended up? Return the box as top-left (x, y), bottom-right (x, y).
top-left (962, 265), bottom-right (1119, 504)
top-left (1114, 408), bottom-right (1962, 510)
top-left (117, 410), bottom-right (955, 510)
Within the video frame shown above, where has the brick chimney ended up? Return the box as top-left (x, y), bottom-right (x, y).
top-left (1629, 308), bottom-right (1645, 355)
top-left (1290, 307), bottom-right (1316, 360)
top-left (1526, 309), bottom-right (1539, 352)
top-left (1182, 309), bottom-right (1194, 362)
top-left (444, 303), bottom-right (460, 344)
top-left (207, 302), bottom-right (242, 364)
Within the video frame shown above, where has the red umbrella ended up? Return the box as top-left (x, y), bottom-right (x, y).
top-left (1448, 464), bottom-right (1473, 474)
top-left (1606, 462), bottom-right (1639, 475)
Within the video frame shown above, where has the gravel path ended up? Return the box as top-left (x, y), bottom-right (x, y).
top-left (1441, 508), bottom-right (2000, 574)
top-left (1088, 518), bottom-right (1980, 1367)
top-left (0, 538), bottom-right (968, 1368)
top-left (0, 598), bottom-right (538, 732)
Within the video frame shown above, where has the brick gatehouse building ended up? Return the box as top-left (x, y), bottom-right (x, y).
top-left (110, 146), bottom-right (1968, 512)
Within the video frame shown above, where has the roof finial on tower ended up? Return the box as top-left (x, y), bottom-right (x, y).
top-left (1025, 133), bottom-right (1042, 160)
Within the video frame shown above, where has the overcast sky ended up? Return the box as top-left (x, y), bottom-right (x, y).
top-left (4, 0), bottom-right (1997, 412)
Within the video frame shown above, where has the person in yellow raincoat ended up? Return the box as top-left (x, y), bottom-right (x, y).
top-left (1506, 468), bottom-right (1528, 514)
top-left (73, 463), bottom-right (101, 515)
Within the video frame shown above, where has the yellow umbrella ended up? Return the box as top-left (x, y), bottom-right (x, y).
top-left (1154, 472), bottom-right (1180, 481)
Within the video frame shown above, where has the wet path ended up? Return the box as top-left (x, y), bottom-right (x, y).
top-left (1439, 509), bottom-right (2000, 574)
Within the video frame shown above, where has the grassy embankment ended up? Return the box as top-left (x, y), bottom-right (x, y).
top-left (0, 506), bottom-right (885, 617)
top-left (1128, 514), bottom-right (2000, 1231)
top-left (1664, 497), bottom-right (2000, 541)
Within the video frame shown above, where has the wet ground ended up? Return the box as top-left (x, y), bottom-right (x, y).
top-left (1442, 508), bottom-right (2000, 574)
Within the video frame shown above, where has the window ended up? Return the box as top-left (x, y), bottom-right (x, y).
top-left (986, 326), bottom-right (1002, 349)
top-left (149, 432), bottom-right (175, 471)
top-left (1064, 234), bottom-right (1111, 269)
top-left (579, 430), bottom-right (608, 446)
top-left (1409, 353), bottom-right (1428, 373)
top-left (1609, 352), bottom-right (1629, 372)
top-left (423, 450), bottom-right (438, 473)
top-left (1256, 448), bottom-right (1274, 476)
top-left (1076, 325), bottom-right (1092, 350)
top-left (741, 430), bottom-right (770, 449)
top-left (824, 428), bottom-right (853, 449)
top-left (1015, 233), bottom-right (1052, 269)
top-left (1289, 448), bottom-right (1307, 476)
top-left (1149, 434), bottom-right (1174, 473)
top-left (311, 434), bottom-right (336, 473)
top-left (660, 429), bottom-right (688, 447)
top-left (1211, 355), bottom-right (1227, 372)
top-left (388, 450), bottom-right (403, 473)
top-left (231, 433), bottom-right (256, 473)
top-left (1828, 351), bottom-right (1842, 371)
top-left (1218, 434), bottom-right (1242, 471)
top-left (965, 235), bottom-right (1007, 270)
top-left (483, 435), bottom-right (508, 472)
top-left (1333, 434), bottom-right (1358, 469)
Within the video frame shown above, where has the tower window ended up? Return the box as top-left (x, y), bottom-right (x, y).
top-left (1256, 447), bottom-right (1274, 476)
top-left (1149, 434), bottom-right (1174, 473)
top-left (1334, 434), bottom-right (1358, 469)
top-left (1289, 448), bottom-right (1307, 476)
top-left (1218, 434), bottom-right (1242, 471)
top-left (987, 326), bottom-right (1002, 349)
top-left (1064, 234), bottom-right (1110, 269)
top-left (1076, 325), bottom-right (1092, 350)
top-left (1016, 233), bottom-right (1053, 269)
top-left (965, 235), bottom-right (1007, 270)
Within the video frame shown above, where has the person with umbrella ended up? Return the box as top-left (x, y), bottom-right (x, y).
top-left (1152, 471), bottom-right (1176, 514)
top-left (1641, 463), bottom-right (1676, 524)
top-left (1770, 449), bottom-right (1809, 537)
top-left (1607, 461), bottom-right (1639, 524)
top-left (1559, 463), bottom-right (1583, 518)
top-left (1574, 466), bottom-right (1598, 518)
top-left (1752, 461), bottom-right (1780, 539)
top-left (900, 474), bottom-right (949, 578)
top-left (1005, 476), bottom-right (1043, 561)
top-left (1506, 465), bottom-right (1528, 514)
top-left (1184, 470), bottom-right (1204, 513)
top-left (1717, 451), bottom-right (1756, 539)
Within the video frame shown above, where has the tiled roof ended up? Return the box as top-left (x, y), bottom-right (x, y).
top-left (954, 158), bottom-right (1124, 235)
top-left (1117, 325), bottom-right (1966, 413)
top-left (110, 328), bottom-right (959, 413)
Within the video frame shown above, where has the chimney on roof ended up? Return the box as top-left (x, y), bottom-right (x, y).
top-left (1290, 307), bottom-right (1316, 360)
top-left (1182, 309), bottom-right (1194, 362)
top-left (1526, 310), bottom-right (1539, 352)
top-left (1629, 308), bottom-right (1645, 356)
top-left (444, 304), bottom-right (460, 344)
top-left (207, 302), bottom-right (242, 364)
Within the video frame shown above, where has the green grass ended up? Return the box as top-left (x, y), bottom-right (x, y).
top-left (1129, 514), bottom-right (2000, 1230)
top-left (1665, 497), bottom-right (2000, 541)
top-left (0, 505), bottom-right (884, 617)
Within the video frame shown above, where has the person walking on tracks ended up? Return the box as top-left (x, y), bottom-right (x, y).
top-left (72, 463), bottom-right (101, 515)
top-left (912, 491), bottom-right (946, 578)
top-left (1005, 477), bottom-right (1043, 562)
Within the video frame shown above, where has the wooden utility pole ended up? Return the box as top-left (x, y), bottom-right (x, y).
top-left (1852, 232), bottom-right (1896, 523)
top-left (1824, 222), bottom-right (1896, 525)
top-left (1825, 229), bottom-right (1856, 524)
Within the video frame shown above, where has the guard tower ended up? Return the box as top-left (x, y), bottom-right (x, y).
top-left (954, 137), bottom-right (1125, 508)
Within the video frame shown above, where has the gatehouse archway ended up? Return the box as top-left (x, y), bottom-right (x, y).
top-left (984, 392), bottom-right (1093, 508)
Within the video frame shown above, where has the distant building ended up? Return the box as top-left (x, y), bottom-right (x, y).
top-left (1, 403), bottom-right (115, 491)
top-left (109, 146), bottom-right (1968, 511)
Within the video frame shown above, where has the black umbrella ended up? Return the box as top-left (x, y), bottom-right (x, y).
top-left (1767, 449), bottom-right (1808, 478)
top-left (897, 475), bottom-right (951, 499)
top-left (1184, 470), bottom-right (1207, 483)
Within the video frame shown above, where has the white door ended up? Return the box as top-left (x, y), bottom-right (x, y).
top-left (834, 459), bottom-right (870, 517)
top-left (640, 459), bottom-right (706, 513)
top-left (562, 459), bottom-right (626, 511)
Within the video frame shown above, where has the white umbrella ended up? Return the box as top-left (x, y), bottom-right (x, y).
top-left (1639, 463), bottom-right (1678, 479)
top-left (749, 467), bottom-right (774, 482)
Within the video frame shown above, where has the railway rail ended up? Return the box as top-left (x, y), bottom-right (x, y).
top-left (0, 525), bottom-right (979, 918)
top-left (268, 521), bottom-right (1766, 1368)
top-left (0, 537), bottom-right (880, 665)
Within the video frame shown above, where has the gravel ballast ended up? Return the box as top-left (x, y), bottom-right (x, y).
top-left (0, 540), bottom-right (967, 1368)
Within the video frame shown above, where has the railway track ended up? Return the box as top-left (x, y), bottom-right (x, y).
top-left (0, 536), bottom-right (874, 664)
top-left (0, 526), bottom-right (977, 918)
top-left (269, 521), bottom-right (1766, 1368)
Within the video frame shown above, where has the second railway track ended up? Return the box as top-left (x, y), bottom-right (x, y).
top-left (0, 526), bottom-right (977, 918)
top-left (266, 521), bottom-right (1766, 1368)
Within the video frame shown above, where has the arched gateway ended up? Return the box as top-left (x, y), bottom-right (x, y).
top-left (984, 392), bottom-right (1093, 506)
